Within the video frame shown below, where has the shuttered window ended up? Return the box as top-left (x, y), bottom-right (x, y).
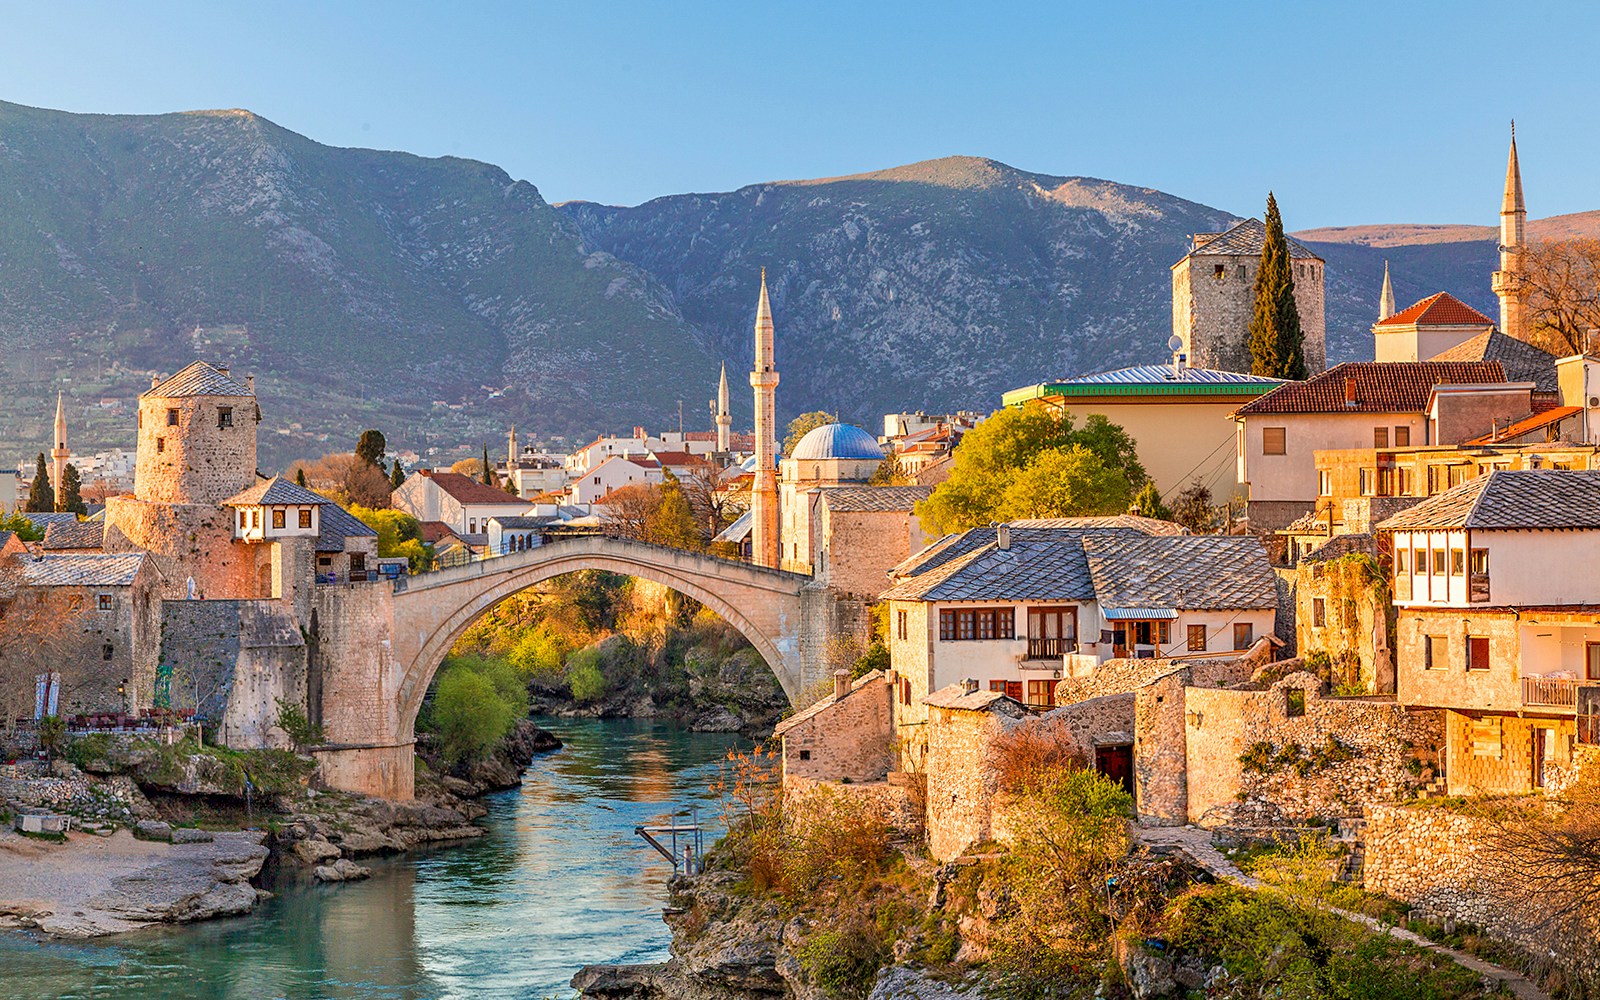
top-left (1262, 427), bottom-right (1287, 455)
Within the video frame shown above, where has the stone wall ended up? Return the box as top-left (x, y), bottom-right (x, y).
top-left (135, 388), bottom-right (257, 506)
top-left (819, 507), bottom-right (926, 601)
top-left (1182, 673), bottom-right (1442, 826)
top-left (159, 598), bottom-right (307, 748)
top-left (924, 700), bottom-right (1025, 861)
top-left (1442, 709), bottom-right (1580, 798)
top-left (780, 674), bottom-right (894, 783)
top-left (1055, 643), bottom-right (1269, 706)
top-left (1295, 547), bottom-right (1394, 694)
top-left (104, 496), bottom-right (262, 600)
top-left (1174, 251), bottom-right (1325, 375)
top-left (1134, 668), bottom-right (1193, 825)
top-left (784, 773), bottom-right (923, 837)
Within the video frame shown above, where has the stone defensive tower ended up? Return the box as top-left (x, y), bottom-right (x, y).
top-left (749, 270), bottom-right (781, 569)
top-left (134, 362), bottom-right (259, 506)
top-left (1171, 218), bottom-right (1326, 374)
top-left (1491, 124), bottom-right (1529, 342)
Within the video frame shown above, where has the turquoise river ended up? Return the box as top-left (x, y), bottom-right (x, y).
top-left (0, 718), bottom-right (743, 999)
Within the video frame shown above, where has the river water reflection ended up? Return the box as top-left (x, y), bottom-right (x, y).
top-left (0, 718), bottom-right (743, 1000)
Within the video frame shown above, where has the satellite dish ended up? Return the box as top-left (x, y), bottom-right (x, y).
top-left (1167, 335), bottom-right (1185, 353)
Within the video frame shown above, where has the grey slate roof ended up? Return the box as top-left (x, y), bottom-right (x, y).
top-left (41, 519), bottom-right (105, 550)
top-left (21, 552), bottom-right (145, 587)
top-left (148, 361), bottom-right (254, 399)
top-left (922, 684), bottom-right (1027, 715)
top-left (224, 476), bottom-right (326, 507)
top-left (1010, 515), bottom-right (1188, 534)
top-left (1179, 218), bottom-right (1322, 262)
top-left (1081, 535), bottom-right (1277, 614)
top-left (20, 512), bottom-right (83, 533)
top-left (1428, 330), bottom-right (1560, 394)
top-left (1377, 469), bottom-right (1600, 531)
top-left (490, 515), bottom-right (558, 529)
top-left (883, 525), bottom-right (1147, 603)
top-left (316, 501), bottom-right (379, 553)
top-left (820, 486), bottom-right (933, 512)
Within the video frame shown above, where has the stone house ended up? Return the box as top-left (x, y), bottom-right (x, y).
top-left (1232, 360), bottom-right (1511, 532)
top-left (1171, 219), bottom-right (1327, 375)
top-left (1378, 469), bottom-right (1600, 795)
top-left (1005, 362), bottom-right (1284, 503)
top-left (312, 502), bottom-right (380, 585)
top-left (1372, 293), bottom-right (1498, 363)
top-left (790, 486), bottom-right (933, 599)
top-left (0, 551), bottom-right (161, 719)
top-left (774, 670), bottom-right (894, 784)
top-left (922, 682), bottom-right (1027, 861)
top-left (1291, 533), bottom-right (1395, 693)
top-left (778, 422), bottom-right (887, 574)
top-left (393, 469), bottom-right (534, 540)
top-left (882, 520), bottom-right (1277, 732)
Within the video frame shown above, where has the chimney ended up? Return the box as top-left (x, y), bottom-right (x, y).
top-left (834, 669), bottom-right (850, 701)
top-left (633, 426), bottom-right (646, 439)
top-left (961, 678), bottom-right (979, 695)
top-left (150, 374), bottom-right (161, 389)
top-left (996, 523), bottom-right (1011, 551)
top-left (246, 374), bottom-right (255, 393)
top-left (1173, 351), bottom-right (1187, 379)
top-left (1344, 377), bottom-right (1357, 408)
top-left (217, 365), bottom-right (230, 376)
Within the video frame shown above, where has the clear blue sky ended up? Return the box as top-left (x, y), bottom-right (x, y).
top-left (2, 1), bottom-right (1595, 229)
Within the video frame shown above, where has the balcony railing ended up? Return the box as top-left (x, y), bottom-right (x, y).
top-left (1522, 676), bottom-right (1581, 709)
top-left (1026, 637), bottom-right (1074, 660)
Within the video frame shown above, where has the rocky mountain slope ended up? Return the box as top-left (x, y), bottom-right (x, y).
top-left (0, 101), bottom-right (1565, 464)
top-left (0, 101), bottom-right (713, 466)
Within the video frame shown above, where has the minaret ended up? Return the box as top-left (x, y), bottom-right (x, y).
top-left (716, 362), bottom-right (732, 453)
top-left (749, 269), bottom-right (780, 569)
top-left (1492, 122), bottom-right (1529, 340)
top-left (507, 424), bottom-right (518, 464)
top-left (51, 391), bottom-right (69, 502)
top-left (1378, 260), bottom-right (1396, 321)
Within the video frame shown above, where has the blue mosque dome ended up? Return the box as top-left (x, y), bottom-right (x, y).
top-left (790, 423), bottom-right (884, 461)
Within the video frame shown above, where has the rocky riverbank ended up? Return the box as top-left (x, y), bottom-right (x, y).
top-left (0, 718), bottom-right (562, 937)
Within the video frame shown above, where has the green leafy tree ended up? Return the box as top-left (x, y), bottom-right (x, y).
top-left (0, 511), bottom-right (43, 541)
top-left (390, 459), bottom-right (405, 490)
top-left (349, 504), bottom-right (434, 571)
top-left (354, 429), bottom-right (387, 468)
top-left (996, 445), bottom-right (1132, 520)
top-left (916, 407), bottom-right (1148, 533)
top-left (647, 472), bottom-right (704, 550)
top-left (57, 463), bottom-right (86, 515)
top-left (1130, 481), bottom-right (1172, 521)
top-left (24, 454), bottom-right (53, 513)
top-left (565, 647), bottom-right (609, 704)
top-left (425, 653), bottom-right (529, 766)
top-left (1248, 193), bottom-right (1309, 380)
top-left (867, 451), bottom-right (908, 486)
top-left (783, 410), bottom-right (836, 457)
top-left (481, 443), bottom-right (494, 486)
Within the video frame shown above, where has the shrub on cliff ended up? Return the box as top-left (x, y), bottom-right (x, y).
top-left (565, 647), bottom-right (609, 704)
top-left (426, 654), bottom-right (529, 766)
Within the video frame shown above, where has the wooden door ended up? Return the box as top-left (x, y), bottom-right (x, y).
top-left (1095, 744), bottom-right (1134, 799)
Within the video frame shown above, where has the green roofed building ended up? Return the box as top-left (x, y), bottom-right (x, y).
top-left (1004, 359), bottom-right (1284, 502)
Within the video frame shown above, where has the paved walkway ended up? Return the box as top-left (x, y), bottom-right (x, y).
top-left (1135, 826), bottom-right (1549, 1000)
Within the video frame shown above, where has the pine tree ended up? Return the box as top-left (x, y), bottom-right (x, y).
top-left (355, 429), bottom-right (387, 468)
top-left (390, 460), bottom-right (405, 490)
top-left (24, 454), bottom-right (54, 513)
top-left (481, 444), bottom-right (494, 486)
top-left (296, 468), bottom-right (308, 488)
top-left (58, 463), bottom-right (86, 515)
top-left (1247, 193), bottom-right (1309, 380)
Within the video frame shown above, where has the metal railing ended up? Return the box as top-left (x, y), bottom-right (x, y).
top-left (1523, 676), bottom-right (1582, 709)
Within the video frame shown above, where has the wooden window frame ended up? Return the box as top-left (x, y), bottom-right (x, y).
top-left (1394, 426), bottom-right (1410, 447)
top-left (1466, 636), bottom-right (1491, 672)
top-left (1262, 426), bottom-right (1287, 456)
top-left (1312, 598), bottom-right (1326, 628)
top-left (897, 610), bottom-right (907, 641)
top-left (1232, 623), bottom-right (1254, 650)
top-left (939, 608), bottom-right (1014, 642)
top-left (1374, 427), bottom-right (1388, 448)
top-left (298, 509), bottom-right (313, 529)
top-left (271, 509), bottom-right (286, 530)
top-left (1187, 624), bottom-right (1206, 652)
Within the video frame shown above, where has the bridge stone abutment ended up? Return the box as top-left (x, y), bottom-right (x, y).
top-left (310, 537), bottom-right (839, 799)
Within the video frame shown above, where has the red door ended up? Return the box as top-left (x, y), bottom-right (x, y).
top-left (1095, 745), bottom-right (1134, 799)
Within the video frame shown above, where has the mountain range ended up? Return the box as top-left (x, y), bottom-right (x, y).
top-left (0, 100), bottom-right (1581, 468)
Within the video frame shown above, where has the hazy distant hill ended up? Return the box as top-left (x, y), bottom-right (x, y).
top-left (0, 101), bottom-right (1569, 466)
top-left (0, 101), bottom-right (713, 466)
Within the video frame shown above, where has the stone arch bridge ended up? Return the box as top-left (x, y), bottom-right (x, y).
top-left (309, 536), bottom-right (851, 799)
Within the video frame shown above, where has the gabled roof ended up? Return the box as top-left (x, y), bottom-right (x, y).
top-left (41, 519), bottom-right (105, 550)
top-left (21, 552), bottom-right (146, 587)
top-left (774, 671), bottom-right (887, 736)
top-left (489, 515), bottom-right (557, 530)
top-left (224, 475), bottom-right (326, 507)
top-left (418, 520), bottom-right (460, 544)
top-left (424, 471), bottom-right (527, 505)
top-left (819, 485), bottom-right (933, 512)
top-left (922, 684), bottom-right (1027, 715)
top-left (1178, 218), bottom-right (1322, 262)
top-left (1375, 292), bottom-right (1494, 329)
top-left (1010, 515), bottom-right (1188, 535)
top-left (1377, 470), bottom-right (1600, 531)
top-left (882, 525), bottom-right (1130, 603)
top-left (1428, 330), bottom-right (1559, 393)
top-left (316, 502), bottom-right (378, 553)
top-left (1232, 361), bottom-right (1507, 416)
top-left (147, 362), bottom-right (254, 399)
top-left (1081, 535), bottom-right (1277, 616)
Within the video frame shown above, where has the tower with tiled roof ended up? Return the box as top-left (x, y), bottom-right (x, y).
top-left (1491, 123), bottom-right (1529, 342)
top-left (749, 270), bottom-right (781, 569)
top-left (134, 361), bottom-right (259, 506)
top-left (1171, 218), bottom-right (1326, 374)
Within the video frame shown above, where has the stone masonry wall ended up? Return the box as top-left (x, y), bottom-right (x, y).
top-left (925, 704), bottom-right (1022, 861)
top-left (781, 675), bottom-right (894, 784)
top-left (104, 496), bottom-right (262, 601)
top-left (1174, 252), bottom-right (1325, 374)
top-left (135, 390), bottom-right (257, 506)
top-left (1135, 668), bottom-right (1194, 825)
top-left (821, 508), bottom-right (921, 600)
top-left (1056, 643), bottom-right (1268, 706)
top-left (785, 774), bottom-right (923, 838)
top-left (1183, 673), bottom-right (1443, 826)
top-left (312, 582), bottom-right (403, 745)
top-left (159, 598), bottom-right (307, 748)
top-left (1295, 549), bottom-right (1394, 694)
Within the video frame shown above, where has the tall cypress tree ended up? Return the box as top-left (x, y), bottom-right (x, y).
top-left (481, 444), bottom-right (493, 486)
top-left (296, 467), bottom-right (308, 488)
top-left (390, 460), bottom-right (406, 490)
top-left (1247, 193), bottom-right (1309, 380)
top-left (58, 463), bottom-right (87, 515)
top-left (24, 453), bottom-right (54, 513)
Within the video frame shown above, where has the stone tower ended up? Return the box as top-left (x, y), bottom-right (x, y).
top-left (1171, 218), bottom-right (1326, 373)
top-left (716, 362), bottom-right (732, 453)
top-left (749, 270), bottom-right (781, 569)
top-left (51, 391), bottom-right (69, 500)
top-left (134, 362), bottom-right (258, 506)
top-left (1491, 124), bottom-right (1529, 341)
top-left (1379, 261), bottom-right (1396, 321)
top-left (508, 424), bottom-right (518, 464)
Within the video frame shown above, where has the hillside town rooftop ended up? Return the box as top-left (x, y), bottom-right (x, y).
top-left (147, 361), bottom-right (255, 398)
top-left (1231, 360), bottom-right (1507, 416)
top-left (1081, 534), bottom-right (1277, 617)
top-left (1376, 469), bottom-right (1600, 531)
top-left (19, 552), bottom-right (146, 587)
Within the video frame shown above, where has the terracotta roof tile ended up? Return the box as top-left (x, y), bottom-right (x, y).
top-left (426, 472), bottom-right (526, 505)
top-left (1232, 361), bottom-right (1507, 416)
top-left (1375, 292), bottom-right (1494, 329)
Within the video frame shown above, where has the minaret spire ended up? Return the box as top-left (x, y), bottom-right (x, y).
top-left (508, 423), bottom-right (518, 465)
top-left (748, 268), bottom-right (781, 569)
top-left (51, 390), bottom-right (70, 505)
top-left (716, 362), bottom-right (731, 453)
top-left (1378, 260), bottom-right (1396, 321)
top-left (1492, 120), bottom-right (1529, 340)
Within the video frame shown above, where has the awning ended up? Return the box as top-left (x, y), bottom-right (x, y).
top-left (1102, 607), bottom-right (1178, 620)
